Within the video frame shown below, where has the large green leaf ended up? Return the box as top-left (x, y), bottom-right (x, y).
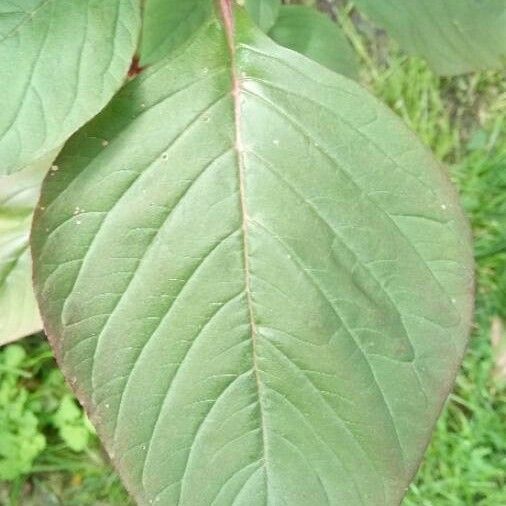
top-left (269, 5), bottom-right (359, 78)
top-left (0, 152), bottom-right (57, 345)
top-left (354, 0), bottom-right (506, 75)
top-left (0, 0), bottom-right (141, 175)
top-left (32, 2), bottom-right (474, 504)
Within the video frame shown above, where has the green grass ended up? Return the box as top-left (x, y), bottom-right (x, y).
top-left (1, 6), bottom-right (505, 505)
top-left (0, 338), bottom-right (132, 505)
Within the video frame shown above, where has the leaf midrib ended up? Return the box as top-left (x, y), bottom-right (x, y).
top-left (219, 0), bottom-right (270, 497)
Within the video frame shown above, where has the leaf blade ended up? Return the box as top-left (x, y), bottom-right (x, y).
top-left (354, 0), bottom-right (506, 75)
top-left (32, 4), bottom-right (474, 505)
top-left (244, 0), bottom-right (281, 32)
top-left (139, 0), bottom-right (213, 66)
top-left (269, 5), bottom-right (359, 78)
top-left (0, 151), bottom-right (57, 345)
top-left (0, 0), bottom-right (141, 174)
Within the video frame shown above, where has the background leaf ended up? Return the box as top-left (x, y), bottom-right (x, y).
top-left (269, 5), bottom-right (359, 78)
top-left (0, 0), bottom-right (141, 174)
top-left (353, 0), bottom-right (506, 75)
top-left (0, 151), bottom-right (57, 346)
top-left (244, 0), bottom-right (281, 32)
top-left (140, 0), bottom-right (213, 66)
top-left (140, 0), bottom-right (282, 65)
top-left (32, 4), bottom-right (474, 505)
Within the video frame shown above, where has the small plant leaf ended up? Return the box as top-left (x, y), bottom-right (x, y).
top-left (52, 395), bottom-right (92, 452)
top-left (32, 3), bottom-right (474, 504)
top-left (269, 5), bottom-right (359, 78)
top-left (354, 0), bottom-right (506, 75)
top-left (0, 0), bottom-right (141, 174)
top-left (0, 151), bottom-right (58, 346)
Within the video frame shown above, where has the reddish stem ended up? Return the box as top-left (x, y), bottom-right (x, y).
top-left (220, 0), bottom-right (234, 34)
top-left (128, 55), bottom-right (143, 78)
